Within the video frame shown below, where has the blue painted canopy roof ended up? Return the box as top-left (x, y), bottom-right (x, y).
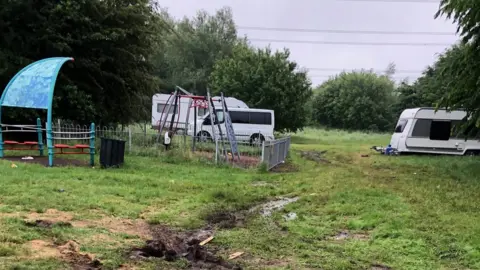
top-left (0, 57), bottom-right (73, 109)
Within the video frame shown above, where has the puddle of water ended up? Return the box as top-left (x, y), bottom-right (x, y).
top-left (250, 197), bottom-right (299, 217)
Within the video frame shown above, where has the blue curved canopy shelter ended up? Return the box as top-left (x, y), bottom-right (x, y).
top-left (0, 57), bottom-right (95, 167)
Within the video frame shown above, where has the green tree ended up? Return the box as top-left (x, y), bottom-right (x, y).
top-left (434, 1), bottom-right (480, 134)
top-left (313, 72), bottom-right (395, 132)
top-left (154, 7), bottom-right (239, 95)
top-left (0, 0), bottom-right (159, 125)
top-left (209, 44), bottom-right (312, 132)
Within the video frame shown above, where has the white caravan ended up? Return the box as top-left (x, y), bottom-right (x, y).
top-left (151, 94), bottom-right (249, 131)
top-left (389, 107), bottom-right (480, 155)
top-left (187, 108), bottom-right (275, 144)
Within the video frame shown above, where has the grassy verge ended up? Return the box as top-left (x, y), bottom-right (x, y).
top-left (1, 128), bottom-right (480, 269)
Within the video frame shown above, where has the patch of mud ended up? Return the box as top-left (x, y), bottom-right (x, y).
top-left (130, 225), bottom-right (241, 270)
top-left (25, 219), bottom-right (72, 229)
top-left (25, 239), bottom-right (101, 269)
top-left (371, 264), bottom-right (391, 270)
top-left (205, 211), bottom-right (245, 229)
top-left (270, 162), bottom-right (299, 173)
top-left (331, 230), bottom-right (370, 241)
top-left (300, 150), bottom-right (330, 163)
top-left (249, 197), bottom-right (299, 217)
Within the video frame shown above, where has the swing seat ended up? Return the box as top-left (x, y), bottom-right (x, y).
top-left (4, 140), bottom-right (19, 145)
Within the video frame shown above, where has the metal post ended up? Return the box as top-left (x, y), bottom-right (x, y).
top-left (184, 98), bottom-right (193, 150)
top-left (128, 127), bottom-right (132, 153)
top-left (46, 121), bottom-right (54, 167)
top-left (89, 123), bottom-right (95, 166)
top-left (220, 93), bottom-right (236, 161)
top-left (208, 90), bottom-right (227, 162)
top-left (206, 90), bottom-right (219, 164)
top-left (169, 93), bottom-right (179, 131)
top-left (261, 140), bottom-right (265, 162)
top-left (0, 109), bottom-right (3, 158)
top-left (192, 105), bottom-right (197, 152)
top-left (156, 90), bottom-right (177, 144)
top-left (37, 118), bottom-right (44, 156)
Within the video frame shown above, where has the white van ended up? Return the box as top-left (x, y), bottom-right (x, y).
top-left (187, 108), bottom-right (275, 144)
top-left (151, 94), bottom-right (249, 131)
top-left (388, 107), bottom-right (480, 155)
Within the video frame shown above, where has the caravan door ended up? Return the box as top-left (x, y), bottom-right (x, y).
top-left (390, 119), bottom-right (408, 150)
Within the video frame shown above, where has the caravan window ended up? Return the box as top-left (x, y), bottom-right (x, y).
top-left (451, 120), bottom-right (466, 139)
top-left (430, 121), bottom-right (451, 141)
top-left (411, 119), bottom-right (432, 137)
top-left (394, 119), bottom-right (408, 133)
top-left (157, 103), bottom-right (178, 114)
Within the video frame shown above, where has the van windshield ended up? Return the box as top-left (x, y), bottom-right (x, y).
top-left (394, 119), bottom-right (408, 133)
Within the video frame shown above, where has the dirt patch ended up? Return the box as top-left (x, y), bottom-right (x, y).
top-left (6, 208), bottom-right (151, 240)
top-left (25, 239), bottom-right (101, 269)
top-left (194, 151), bottom-right (261, 169)
top-left (330, 230), bottom-right (370, 241)
top-left (371, 264), bottom-right (391, 270)
top-left (270, 162), bottom-right (299, 173)
top-left (27, 240), bottom-right (60, 258)
top-left (73, 217), bottom-right (151, 239)
top-left (59, 240), bottom-right (101, 269)
top-left (130, 225), bottom-right (241, 269)
top-left (2, 156), bottom-right (90, 167)
top-left (300, 150), bottom-right (330, 163)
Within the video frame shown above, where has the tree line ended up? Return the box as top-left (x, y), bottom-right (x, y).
top-left (312, 0), bottom-right (480, 135)
top-left (0, 1), bottom-right (311, 132)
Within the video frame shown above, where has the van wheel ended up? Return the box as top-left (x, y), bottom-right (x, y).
top-left (196, 131), bottom-right (212, 142)
top-left (250, 134), bottom-right (265, 146)
top-left (464, 150), bottom-right (479, 156)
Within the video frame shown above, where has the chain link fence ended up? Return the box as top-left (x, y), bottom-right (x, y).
top-left (261, 136), bottom-right (291, 170)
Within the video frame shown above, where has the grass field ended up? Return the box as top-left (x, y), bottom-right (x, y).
top-left (1, 128), bottom-right (480, 269)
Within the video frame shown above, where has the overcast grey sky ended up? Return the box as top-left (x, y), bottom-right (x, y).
top-left (157, 0), bottom-right (459, 86)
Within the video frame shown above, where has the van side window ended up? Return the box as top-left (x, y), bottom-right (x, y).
top-left (250, 112), bottom-right (272, 125)
top-left (230, 111), bottom-right (249, 124)
top-left (430, 121), bottom-right (451, 141)
top-left (215, 110), bottom-right (225, 124)
top-left (411, 119), bottom-right (432, 137)
top-left (394, 119), bottom-right (408, 133)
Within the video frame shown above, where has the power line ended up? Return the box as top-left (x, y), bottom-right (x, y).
top-left (309, 74), bottom-right (418, 80)
top-left (307, 68), bottom-right (423, 73)
top-left (249, 38), bottom-right (453, 46)
top-left (238, 26), bottom-right (454, 36)
top-left (336, 0), bottom-right (439, 3)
